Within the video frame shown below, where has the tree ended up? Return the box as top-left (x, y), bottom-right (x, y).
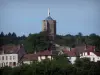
top-left (23, 31), bottom-right (50, 53)
top-left (0, 32), bottom-right (4, 37)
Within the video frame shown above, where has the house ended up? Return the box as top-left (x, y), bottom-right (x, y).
top-left (58, 48), bottom-right (77, 64)
top-left (37, 50), bottom-right (52, 62)
top-left (80, 45), bottom-right (100, 62)
top-left (0, 53), bottom-right (18, 67)
top-left (0, 44), bottom-right (26, 68)
top-left (21, 50), bottom-right (53, 64)
top-left (21, 54), bottom-right (38, 64)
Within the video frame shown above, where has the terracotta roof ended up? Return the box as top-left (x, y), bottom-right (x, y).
top-left (85, 46), bottom-right (100, 56)
top-left (93, 52), bottom-right (100, 56)
top-left (22, 54), bottom-right (38, 61)
top-left (75, 45), bottom-right (85, 55)
top-left (0, 45), bottom-right (19, 54)
top-left (0, 44), bottom-right (26, 61)
top-left (85, 45), bottom-right (95, 52)
top-left (63, 48), bottom-right (76, 57)
top-left (37, 50), bottom-right (52, 56)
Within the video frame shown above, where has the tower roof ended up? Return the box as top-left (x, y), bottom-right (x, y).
top-left (45, 8), bottom-right (53, 20)
top-left (45, 16), bottom-right (53, 20)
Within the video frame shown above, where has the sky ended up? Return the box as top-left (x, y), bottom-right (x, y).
top-left (0, 0), bottom-right (100, 36)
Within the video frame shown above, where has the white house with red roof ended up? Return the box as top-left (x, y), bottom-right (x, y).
top-left (21, 50), bottom-right (53, 64)
top-left (37, 50), bottom-right (53, 62)
top-left (58, 48), bottom-right (77, 64)
top-left (0, 44), bottom-right (26, 68)
top-left (80, 46), bottom-right (100, 62)
top-left (21, 54), bottom-right (38, 64)
top-left (58, 45), bottom-right (100, 63)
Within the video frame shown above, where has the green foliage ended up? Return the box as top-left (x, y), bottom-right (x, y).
top-left (23, 31), bottom-right (50, 53)
top-left (0, 32), bottom-right (100, 53)
top-left (1, 56), bottom-right (100, 75)
top-left (0, 32), bottom-right (26, 46)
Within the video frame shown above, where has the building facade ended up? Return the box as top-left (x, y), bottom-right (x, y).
top-left (0, 54), bottom-right (18, 67)
top-left (22, 50), bottom-right (53, 64)
top-left (0, 44), bottom-right (26, 68)
top-left (80, 51), bottom-right (100, 62)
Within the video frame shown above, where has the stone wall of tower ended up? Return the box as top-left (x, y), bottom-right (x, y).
top-left (42, 20), bottom-right (47, 31)
top-left (42, 20), bottom-right (56, 41)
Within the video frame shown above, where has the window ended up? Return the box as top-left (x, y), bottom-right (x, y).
top-left (13, 56), bottom-right (15, 60)
top-left (2, 56), bottom-right (4, 60)
top-left (93, 58), bottom-right (95, 61)
top-left (13, 62), bottom-right (16, 66)
top-left (45, 56), bottom-right (47, 59)
top-left (9, 62), bottom-right (12, 66)
top-left (85, 52), bottom-right (87, 55)
top-left (6, 56), bottom-right (8, 60)
top-left (10, 56), bottom-right (12, 60)
top-left (6, 62), bottom-right (8, 65)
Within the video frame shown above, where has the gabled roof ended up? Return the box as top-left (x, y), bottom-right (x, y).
top-left (75, 45), bottom-right (85, 55)
top-left (21, 50), bottom-right (52, 61)
top-left (85, 45), bottom-right (95, 52)
top-left (93, 52), bottom-right (100, 56)
top-left (22, 54), bottom-right (38, 61)
top-left (0, 44), bottom-right (26, 61)
top-left (85, 45), bottom-right (100, 56)
top-left (37, 50), bottom-right (52, 56)
top-left (0, 44), bottom-right (19, 54)
top-left (0, 44), bottom-right (26, 54)
top-left (63, 48), bottom-right (76, 57)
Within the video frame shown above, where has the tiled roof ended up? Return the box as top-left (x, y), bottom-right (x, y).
top-left (22, 54), bottom-right (38, 61)
top-left (93, 52), bottom-right (100, 56)
top-left (0, 45), bottom-right (19, 54)
top-left (85, 45), bottom-right (95, 52)
top-left (0, 44), bottom-right (26, 61)
top-left (63, 48), bottom-right (76, 57)
top-left (22, 50), bottom-right (52, 61)
top-left (75, 45), bottom-right (85, 56)
top-left (85, 45), bottom-right (100, 56)
top-left (37, 50), bottom-right (52, 56)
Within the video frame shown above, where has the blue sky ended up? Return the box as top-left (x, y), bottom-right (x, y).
top-left (0, 0), bottom-right (100, 36)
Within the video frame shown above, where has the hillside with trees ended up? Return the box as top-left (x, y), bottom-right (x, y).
top-left (0, 32), bottom-right (100, 53)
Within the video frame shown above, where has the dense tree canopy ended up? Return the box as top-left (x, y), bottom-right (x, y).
top-left (23, 31), bottom-right (50, 53)
top-left (0, 56), bottom-right (100, 75)
top-left (0, 32), bottom-right (100, 53)
top-left (0, 32), bottom-right (26, 47)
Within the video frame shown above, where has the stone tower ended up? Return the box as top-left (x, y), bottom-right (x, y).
top-left (42, 8), bottom-right (56, 41)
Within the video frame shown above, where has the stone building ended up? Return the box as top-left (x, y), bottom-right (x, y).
top-left (42, 8), bottom-right (56, 41)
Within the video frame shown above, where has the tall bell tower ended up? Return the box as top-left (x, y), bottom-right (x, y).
top-left (42, 8), bottom-right (56, 41)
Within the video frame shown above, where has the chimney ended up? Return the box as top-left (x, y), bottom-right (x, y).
top-left (2, 50), bottom-right (4, 54)
top-left (17, 44), bottom-right (21, 50)
top-left (84, 44), bottom-right (87, 50)
top-left (17, 44), bottom-right (24, 50)
top-left (93, 46), bottom-right (95, 52)
top-left (34, 51), bottom-right (36, 54)
top-left (2, 47), bottom-right (4, 54)
top-left (69, 47), bottom-right (71, 51)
